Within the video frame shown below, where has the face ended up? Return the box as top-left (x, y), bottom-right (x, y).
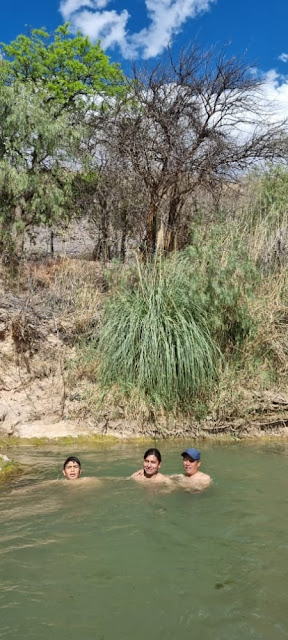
top-left (143, 455), bottom-right (161, 477)
top-left (62, 461), bottom-right (81, 480)
top-left (182, 455), bottom-right (201, 477)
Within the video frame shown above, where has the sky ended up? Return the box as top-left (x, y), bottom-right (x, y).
top-left (1, 0), bottom-right (288, 113)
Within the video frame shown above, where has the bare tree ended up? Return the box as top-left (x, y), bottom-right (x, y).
top-left (101, 46), bottom-right (288, 255)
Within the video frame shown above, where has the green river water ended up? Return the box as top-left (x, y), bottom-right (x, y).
top-left (0, 441), bottom-right (288, 640)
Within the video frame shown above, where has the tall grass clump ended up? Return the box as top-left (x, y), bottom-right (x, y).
top-left (97, 258), bottom-right (219, 410)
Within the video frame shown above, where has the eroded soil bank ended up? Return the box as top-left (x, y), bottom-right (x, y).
top-left (1, 250), bottom-right (288, 442)
top-left (1, 287), bottom-right (288, 441)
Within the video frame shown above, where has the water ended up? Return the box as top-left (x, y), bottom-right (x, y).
top-left (0, 441), bottom-right (288, 640)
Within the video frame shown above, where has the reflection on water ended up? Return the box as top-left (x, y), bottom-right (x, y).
top-left (0, 441), bottom-right (288, 639)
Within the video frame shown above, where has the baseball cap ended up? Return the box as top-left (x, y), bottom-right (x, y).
top-left (181, 448), bottom-right (201, 461)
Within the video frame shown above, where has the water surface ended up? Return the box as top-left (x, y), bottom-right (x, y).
top-left (0, 441), bottom-right (288, 640)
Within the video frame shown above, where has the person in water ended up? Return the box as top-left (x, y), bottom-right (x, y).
top-left (130, 448), bottom-right (173, 486)
top-left (172, 448), bottom-right (211, 491)
top-left (62, 456), bottom-right (82, 480)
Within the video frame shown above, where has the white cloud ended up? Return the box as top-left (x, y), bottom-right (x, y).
top-left (59, 0), bottom-right (215, 59)
top-left (131, 0), bottom-right (214, 59)
top-left (72, 9), bottom-right (130, 52)
top-left (60, 0), bottom-right (112, 22)
top-left (262, 69), bottom-right (288, 120)
top-left (95, 0), bottom-right (112, 7)
top-left (60, 0), bottom-right (91, 22)
top-left (278, 53), bottom-right (288, 63)
top-left (229, 69), bottom-right (288, 144)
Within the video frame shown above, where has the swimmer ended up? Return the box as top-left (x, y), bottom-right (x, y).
top-left (172, 448), bottom-right (211, 491)
top-left (61, 456), bottom-right (102, 486)
top-left (130, 448), bottom-right (173, 487)
top-left (62, 456), bottom-right (82, 480)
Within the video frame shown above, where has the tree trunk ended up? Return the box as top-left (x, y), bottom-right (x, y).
top-left (120, 206), bottom-right (128, 263)
top-left (13, 203), bottom-right (25, 257)
top-left (164, 193), bottom-right (183, 253)
top-left (146, 199), bottom-right (158, 256)
top-left (50, 230), bottom-right (54, 256)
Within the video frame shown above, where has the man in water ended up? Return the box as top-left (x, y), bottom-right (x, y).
top-left (62, 456), bottom-right (82, 480)
top-left (130, 448), bottom-right (173, 487)
top-left (172, 448), bottom-right (211, 491)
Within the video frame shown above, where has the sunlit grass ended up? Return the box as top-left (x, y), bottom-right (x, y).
top-left (97, 258), bottom-right (218, 410)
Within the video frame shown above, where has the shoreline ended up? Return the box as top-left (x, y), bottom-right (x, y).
top-left (2, 413), bottom-right (288, 440)
top-left (1, 420), bottom-right (288, 445)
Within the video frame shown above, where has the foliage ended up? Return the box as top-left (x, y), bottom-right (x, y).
top-left (0, 460), bottom-right (23, 483)
top-left (0, 24), bottom-right (127, 262)
top-left (0, 80), bottom-right (79, 258)
top-left (256, 166), bottom-right (288, 219)
top-left (237, 168), bottom-right (288, 273)
top-left (1, 24), bottom-right (125, 107)
top-left (94, 224), bottom-right (258, 412)
top-left (72, 165), bottom-right (148, 262)
top-left (97, 258), bottom-right (219, 410)
top-left (178, 224), bottom-right (259, 349)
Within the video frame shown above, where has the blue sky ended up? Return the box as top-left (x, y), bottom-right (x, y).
top-left (1, 0), bottom-right (288, 77)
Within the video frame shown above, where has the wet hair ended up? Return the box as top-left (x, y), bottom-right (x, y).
top-left (63, 456), bottom-right (81, 469)
top-left (143, 448), bottom-right (162, 463)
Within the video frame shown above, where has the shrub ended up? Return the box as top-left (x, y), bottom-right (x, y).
top-left (97, 258), bottom-right (218, 410)
top-left (178, 224), bottom-right (258, 350)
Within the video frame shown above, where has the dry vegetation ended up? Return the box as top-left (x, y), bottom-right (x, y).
top-left (2, 173), bottom-right (288, 440)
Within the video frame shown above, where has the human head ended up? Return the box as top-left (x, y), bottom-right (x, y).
top-left (181, 448), bottom-right (201, 477)
top-left (143, 448), bottom-right (162, 477)
top-left (62, 456), bottom-right (82, 480)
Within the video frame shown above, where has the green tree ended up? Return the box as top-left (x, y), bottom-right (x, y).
top-left (1, 23), bottom-right (125, 107)
top-left (0, 79), bottom-right (79, 259)
top-left (0, 25), bottom-right (126, 263)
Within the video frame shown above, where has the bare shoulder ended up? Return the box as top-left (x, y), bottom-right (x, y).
top-left (129, 469), bottom-right (144, 480)
top-left (156, 473), bottom-right (174, 485)
top-left (172, 472), bottom-right (212, 492)
top-left (193, 472), bottom-right (212, 490)
top-left (157, 473), bottom-right (173, 484)
top-left (196, 471), bottom-right (211, 484)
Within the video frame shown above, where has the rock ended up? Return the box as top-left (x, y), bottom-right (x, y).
top-left (13, 419), bottom-right (92, 439)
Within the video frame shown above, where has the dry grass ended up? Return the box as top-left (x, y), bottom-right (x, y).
top-left (2, 173), bottom-right (288, 431)
top-left (16, 257), bottom-right (106, 341)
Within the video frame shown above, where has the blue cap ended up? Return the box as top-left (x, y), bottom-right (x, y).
top-left (181, 448), bottom-right (201, 461)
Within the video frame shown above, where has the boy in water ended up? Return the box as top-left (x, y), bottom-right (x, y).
top-left (62, 456), bottom-right (82, 480)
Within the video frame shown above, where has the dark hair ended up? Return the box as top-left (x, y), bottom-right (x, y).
top-left (63, 456), bottom-right (81, 469)
top-left (143, 448), bottom-right (162, 463)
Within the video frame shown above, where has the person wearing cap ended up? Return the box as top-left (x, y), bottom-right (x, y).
top-left (172, 448), bottom-right (211, 491)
